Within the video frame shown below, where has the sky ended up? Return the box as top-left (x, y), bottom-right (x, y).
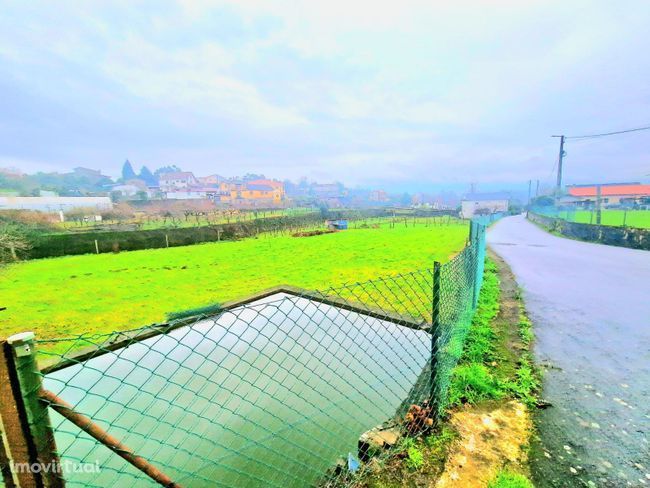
top-left (1, 0), bottom-right (649, 192)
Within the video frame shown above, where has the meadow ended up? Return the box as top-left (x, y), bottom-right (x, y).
top-left (0, 219), bottom-right (469, 341)
top-left (551, 209), bottom-right (650, 228)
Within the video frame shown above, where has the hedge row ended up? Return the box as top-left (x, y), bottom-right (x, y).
top-left (27, 210), bottom-right (397, 259)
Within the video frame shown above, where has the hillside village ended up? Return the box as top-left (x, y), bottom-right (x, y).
top-left (0, 161), bottom-right (457, 211)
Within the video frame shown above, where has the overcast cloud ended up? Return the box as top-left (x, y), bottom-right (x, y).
top-left (1, 0), bottom-right (649, 190)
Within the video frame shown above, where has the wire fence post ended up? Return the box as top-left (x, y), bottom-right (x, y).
top-left (6, 332), bottom-right (63, 488)
top-left (471, 223), bottom-right (479, 308)
top-left (471, 224), bottom-right (485, 309)
top-left (429, 261), bottom-right (441, 410)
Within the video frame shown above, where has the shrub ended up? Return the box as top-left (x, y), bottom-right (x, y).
top-left (0, 221), bottom-right (32, 263)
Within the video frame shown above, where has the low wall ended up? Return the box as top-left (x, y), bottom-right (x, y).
top-left (527, 212), bottom-right (650, 250)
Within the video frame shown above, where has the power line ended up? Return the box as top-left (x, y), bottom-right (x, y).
top-left (563, 125), bottom-right (650, 139)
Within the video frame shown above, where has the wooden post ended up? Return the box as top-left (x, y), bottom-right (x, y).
top-left (165, 234), bottom-right (169, 248)
top-left (429, 261), bottom-right (441, 406)
top-left (0, 338), bottom-right (37, 488)
top-left (94, 240), bottom-right (99, 254)
top-left (6, 333), bottom-right (63, 488)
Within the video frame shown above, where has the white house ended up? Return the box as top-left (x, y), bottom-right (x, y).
top-left (158, 172), bottom-right (198, 191)
top-left (0, 196), bottom-right (113, 213)
top-left (165, 188), bottom-right (220, 200)
top-left (460, 192), bottom-right (509, 219)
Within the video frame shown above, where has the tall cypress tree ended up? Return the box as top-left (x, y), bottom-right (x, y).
top-left (122, 159), bottom-right (137, 181)
top-left (139, 166), bottom-right (156, 186)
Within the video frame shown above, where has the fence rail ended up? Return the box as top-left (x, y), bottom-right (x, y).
top-left (0, 221), bottom-right (486, 488)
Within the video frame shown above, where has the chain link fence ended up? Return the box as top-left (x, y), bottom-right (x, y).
top-left (0, 222), bottom-right (486, 488)
top-left (530, 205), bottom-right (650, 229)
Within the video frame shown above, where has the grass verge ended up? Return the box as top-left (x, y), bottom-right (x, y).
top-left (448, 259), bottom-right (539, 408)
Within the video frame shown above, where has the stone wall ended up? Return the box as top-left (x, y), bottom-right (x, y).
top-left (527, 212), bottom-right (650, 250)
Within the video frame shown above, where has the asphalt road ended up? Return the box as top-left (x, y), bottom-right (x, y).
top-left (488, 215), bottom-right (650, 487)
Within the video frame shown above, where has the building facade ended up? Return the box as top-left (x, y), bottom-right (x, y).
top-left (158, 172), bottom-right (198, 191)
top-left (565, 183), bottom-right (650, 207)
top-left (460, 192), bottom-right (510, 218)
top-left (0, 196), bottom-right (113, 213)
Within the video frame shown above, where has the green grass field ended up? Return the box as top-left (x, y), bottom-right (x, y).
top-left (550, 209), bottom-right (650, 228)
top-left (0, 219), bottom-right (469, 341)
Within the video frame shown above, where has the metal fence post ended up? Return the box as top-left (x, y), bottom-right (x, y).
top-left (6, 333), bottom-right (64, 488)
top-left (471, 225), bottom-right (478, 308)
top-left (429, 261), bottom-right (441, 408)
top-left (472, 224), bottom-right (485, 309)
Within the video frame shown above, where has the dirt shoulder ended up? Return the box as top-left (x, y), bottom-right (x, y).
top-left (436, 251), bottom-right (536, 487)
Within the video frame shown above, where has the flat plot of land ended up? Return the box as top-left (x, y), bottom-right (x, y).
top-left (546, 209), bottom-right (650, 228)
top-left (0, 220), bottom-right (468, 340)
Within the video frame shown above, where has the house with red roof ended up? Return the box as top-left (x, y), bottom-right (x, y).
top-left (565, 183), bottom-right (650, 207)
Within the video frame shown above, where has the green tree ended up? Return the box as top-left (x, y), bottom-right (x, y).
top-left (139, 166), bottom-right (157, 186)
top-left (122, 160), bottom-right (137, 181)
top-left (154, 165), bottom-right (182, 177)
top-left (531, 195), bottom-right (554, 207)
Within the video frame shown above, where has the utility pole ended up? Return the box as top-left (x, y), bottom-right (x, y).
top-left (552, 135), bottom-right (566, 203)
top-left (527, 180), bottom-right (532, 208)
top-left (535, 179), bottom-right (540, 198)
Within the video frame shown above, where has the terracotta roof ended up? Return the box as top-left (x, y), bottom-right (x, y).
top-left (246, 179), bottom-right (283, 189)
top-left (567, 184), bottom-right (650, 197)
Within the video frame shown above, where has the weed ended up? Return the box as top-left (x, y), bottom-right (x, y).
top-left (487, 468), bottom-right (534, 488)
top-left (424, 425), bottom-right (457, 453)
top-left (518, 314), bottom-right (533, 345)
top-left (449, 363), bottom-right (503, 405)
top-left (405, 446), bottom-right (424, 470)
